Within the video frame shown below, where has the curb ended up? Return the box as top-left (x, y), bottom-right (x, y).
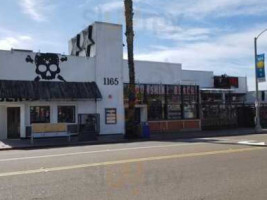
top-left (0, 130), bottom-right (265, 151)
top-left (0, 138), bottom-right (147, 151)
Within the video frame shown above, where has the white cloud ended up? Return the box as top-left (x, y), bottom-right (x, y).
top-left (132, 24), bottom-right (267, 90)
top-left (166, 0), bottom-right (267, 18)
top-left (134, 16), bottom-right (214, 42)
top-left (19, 0), bottom-right (54, 22)
top-left (0, 37), bottom-right (19, 49)
top-left (95, 1), bottom-right (123, 13)
top-left (0, 27), bottom-right (34, 50)
top-left (0, 36), bottom-right (32, 50)
top-left (19, 35), bottom-right (32, 41)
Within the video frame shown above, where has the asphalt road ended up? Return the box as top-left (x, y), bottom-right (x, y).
top-left (0, 134), bottom-right (267, 200)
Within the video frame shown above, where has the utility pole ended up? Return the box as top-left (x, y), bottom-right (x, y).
top-left (254, 37), bottom-right (262, 133)
top-left (254, 28), bottom-right (267, 133)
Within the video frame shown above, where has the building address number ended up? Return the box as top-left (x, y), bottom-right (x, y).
top-left (104, 78), bottom-right (119, 86)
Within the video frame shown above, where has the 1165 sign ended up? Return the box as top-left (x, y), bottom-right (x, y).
top-left (104, 78), bottom-right (119, 86)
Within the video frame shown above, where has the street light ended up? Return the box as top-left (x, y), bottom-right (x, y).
top-left (254, 28), bottom-right (267, 133)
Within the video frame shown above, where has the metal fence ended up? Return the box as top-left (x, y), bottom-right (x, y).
top-left (260, 104), bottom-right (267, 128)
top-left (201, 103), bottom-right (255, 130)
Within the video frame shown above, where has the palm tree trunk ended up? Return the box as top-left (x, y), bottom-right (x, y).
top-left (124, 0), bottom-right (137, 138)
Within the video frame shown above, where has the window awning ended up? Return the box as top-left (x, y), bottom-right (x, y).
top-left (0, 80), bottom-right (102, 100)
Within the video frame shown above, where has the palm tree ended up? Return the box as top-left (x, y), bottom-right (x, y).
top-left (124, 0), bottom-right (137, 138)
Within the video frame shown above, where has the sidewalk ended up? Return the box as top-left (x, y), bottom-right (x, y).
top-left (0, 135), bottom-right (126, 151)
top-left (0, 128), bottom-right (264, 151)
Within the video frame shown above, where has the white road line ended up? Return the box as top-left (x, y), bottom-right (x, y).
top-left (0, 142), bottom-right (205, 162)
top-left (238, 141), bottom-right (266, 146)
top-left (201, 138), bottom-right (231, 141)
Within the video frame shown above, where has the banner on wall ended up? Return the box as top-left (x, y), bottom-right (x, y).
top-left (214, 75), bottom-right (239, 88)
top-left (256, 54), bottom-right (265, 82)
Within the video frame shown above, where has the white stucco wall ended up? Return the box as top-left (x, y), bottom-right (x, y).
top-left (94, 22), bottom-right (125, 135)
top-left (182, 70), bottom-right (247, 93)
top-left (123, 60), bottom-right (182, 85)
top-left (234, 77), bottom-right (248, 94)
top-left (0, 50), bottom-right (95, 82)
top-left (182, 70), bottom-right (214, 88)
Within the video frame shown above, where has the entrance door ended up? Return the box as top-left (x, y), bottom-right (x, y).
top-left (135, 108), bottom-right (141, 123)
top-left (7, 107), bottom-right (20, 139)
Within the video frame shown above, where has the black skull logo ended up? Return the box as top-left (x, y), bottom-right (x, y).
top-left (26, 53), bottom-right (67, 82)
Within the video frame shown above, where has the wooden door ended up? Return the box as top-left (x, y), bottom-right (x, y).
top-left (7, 107), bottom-right (20, 139)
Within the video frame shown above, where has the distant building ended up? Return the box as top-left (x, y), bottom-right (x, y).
top-left (246, 91), bottom-right (267, 104)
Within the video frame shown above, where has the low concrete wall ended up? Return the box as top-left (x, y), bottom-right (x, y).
top-left (148, 120), bottom-right (201, 133)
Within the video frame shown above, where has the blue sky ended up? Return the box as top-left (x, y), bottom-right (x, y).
top-left (1, 0), bottom-right (267, 90)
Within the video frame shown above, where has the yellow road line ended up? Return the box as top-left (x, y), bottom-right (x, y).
top-left (0, 147), bottom-right (265, 178)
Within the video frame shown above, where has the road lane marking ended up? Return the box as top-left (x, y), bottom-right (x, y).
top-left (0, 137), bottom-right (264, 162)
top-left (0, 137), bottom-right (251, 162)
top-left (0, 143), bottom-right (207, 162)
top-left (0, 147), bottom-right (265, 178)
top-left (238, 141), bottom-right (266, 146)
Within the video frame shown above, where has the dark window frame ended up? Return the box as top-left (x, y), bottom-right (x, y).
top-left (146, 84), bottom-right (166, 121)
top-left (57, 106), bottom-right (76, 123)
top-left (30, 106), bottom-right (50, 124)
top-left (166, 85), bottom-right (182, 120)
top-left (123, 83), bottom-right (200, 121)
top-left (181, 85), bottom-right (200, 120)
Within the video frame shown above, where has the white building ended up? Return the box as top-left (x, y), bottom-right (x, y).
top-left (0, 22), bottom-right (248, 139)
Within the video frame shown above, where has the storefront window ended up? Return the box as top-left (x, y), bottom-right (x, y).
top-left (166, 85), bottom-right (182, 120)
top-left (183, 86), bottom-right (199, 119)
top-left (58, 106), bottom-right (76, 123)
top-left (147, 84), bottom-right (165, 120)
top-left (225, 94), bottom-right (245, 103)
top-left (124, 84), bottom-right (145, 105)
top-left (184, 104), bottom-right (197, 119)
top-left (123, 84), bottom-right (200, 121)
top-left (201, 92), bottom-right (223, 103)
top-left (30, 106), bottom-right (50, 123)
top-left (123, 84), bottom-right (130, 105)
top-left (135, 84), bottom-right (145, 104)
top-left (148, 99), bottom-right (163, 120)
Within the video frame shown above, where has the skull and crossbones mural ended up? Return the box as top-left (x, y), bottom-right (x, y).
top-left (25, 53), bottom-right (68, 82)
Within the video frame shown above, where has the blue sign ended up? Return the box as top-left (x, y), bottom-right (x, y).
top-left (257, 54), bottom-right (265, 82)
